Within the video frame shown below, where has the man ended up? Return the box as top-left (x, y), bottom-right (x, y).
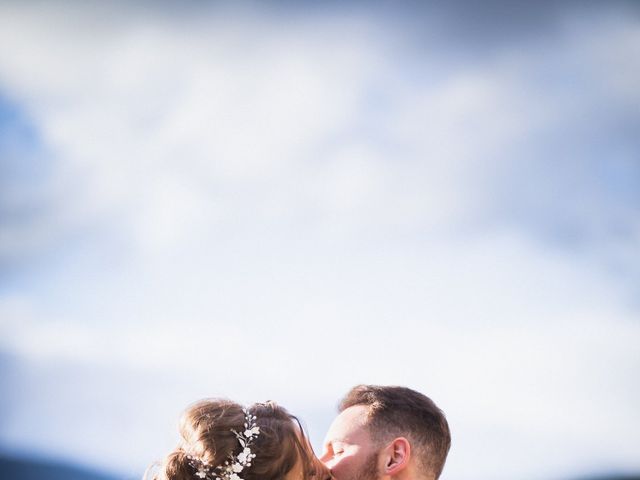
top-left (321, 385), bottom-right (450, 480)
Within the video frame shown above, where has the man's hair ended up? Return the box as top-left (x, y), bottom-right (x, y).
top-left (339, 385), bottom-right (450, 480)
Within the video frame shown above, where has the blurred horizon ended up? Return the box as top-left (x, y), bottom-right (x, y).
top-left (1, 449), bottom-right (640, 480)
top-left (1, 2), bottom-right (639, 480)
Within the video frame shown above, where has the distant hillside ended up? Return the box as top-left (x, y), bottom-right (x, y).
top-left (0, 453), bottom-right (120, 480)
top-left (573, 477), bottom-right (640, 480)
top-left (0, 452), bottom-right (638, 480)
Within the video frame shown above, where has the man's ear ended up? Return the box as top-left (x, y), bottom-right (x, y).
top-left (382, 437), bottom-right (411, 476)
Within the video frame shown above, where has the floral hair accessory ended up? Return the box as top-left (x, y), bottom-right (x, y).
top-left (187, 408), bottom-right (260, 480)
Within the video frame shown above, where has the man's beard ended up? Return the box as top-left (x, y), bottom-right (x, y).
top-left (353, 452), bottom-right (380, 480)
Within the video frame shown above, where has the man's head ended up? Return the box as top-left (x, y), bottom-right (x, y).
top-left (321, 385), bottom-right (450, 480)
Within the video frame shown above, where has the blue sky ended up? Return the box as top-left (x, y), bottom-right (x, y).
top-left (0, 2), bottom-right (639, 480)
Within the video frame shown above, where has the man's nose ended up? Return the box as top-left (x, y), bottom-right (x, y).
top-left (319, 451), bottom-right (330, 464)
top-left (320, 456), bottom-right (336, 470)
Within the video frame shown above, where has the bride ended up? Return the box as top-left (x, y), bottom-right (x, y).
top-left (147, 399), bottom-right (331, 480)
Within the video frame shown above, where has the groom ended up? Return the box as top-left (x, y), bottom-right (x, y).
top-left (321, 385), bottom-right (450, 480)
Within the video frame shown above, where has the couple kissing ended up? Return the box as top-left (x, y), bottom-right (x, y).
top-left (147, 385), bottom-right (451, 480)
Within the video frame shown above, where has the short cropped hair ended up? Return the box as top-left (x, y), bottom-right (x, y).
top-left (339, 385), bottom-right (450, 480)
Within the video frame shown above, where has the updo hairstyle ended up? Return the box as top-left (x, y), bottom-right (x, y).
top-left (149, 399), bottom-right (322, 480)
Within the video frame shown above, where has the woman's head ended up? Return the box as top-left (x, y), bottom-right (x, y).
top-left (152, 399), bottom-right (328, 480)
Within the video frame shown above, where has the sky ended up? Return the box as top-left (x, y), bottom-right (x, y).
top-left (0, 1), bottom-right (639, 480)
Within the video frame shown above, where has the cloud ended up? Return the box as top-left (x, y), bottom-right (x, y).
top-left (0, 2), bottom-right (639, 480)
top-left (2, 231), bottom-right (640, 478)
top-left (1, 1), bottom-right (638, 262)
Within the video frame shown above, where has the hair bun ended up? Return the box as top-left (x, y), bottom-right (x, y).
top-left (147, 399), bottom-right (322, 480)
top-left (163, 449), bottom-right (193, 480)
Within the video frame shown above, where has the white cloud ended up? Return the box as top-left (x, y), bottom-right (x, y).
top-left (2, 232), bottom-right (639, 478)
top-left (0, 2), bottom-right (639, 480)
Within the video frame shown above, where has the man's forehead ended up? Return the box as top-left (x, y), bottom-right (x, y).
top-left (324, 405), bottom-right (370, 442)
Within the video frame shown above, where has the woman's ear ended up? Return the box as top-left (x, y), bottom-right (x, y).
top-left (382, 437), bottom-right (411, 476)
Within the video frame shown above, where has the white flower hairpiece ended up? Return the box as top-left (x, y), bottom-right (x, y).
top-left (187, 408), bottom-right (260, 480)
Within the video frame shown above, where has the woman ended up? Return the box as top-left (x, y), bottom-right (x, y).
top-left (147, 399), bottom-right (331, 480)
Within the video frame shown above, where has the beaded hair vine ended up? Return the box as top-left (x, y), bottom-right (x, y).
top-left (187, 408), bottom-right (260, 480)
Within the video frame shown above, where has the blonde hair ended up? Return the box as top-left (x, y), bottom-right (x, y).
top-left (147, 399), bottom-right (323, 480)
